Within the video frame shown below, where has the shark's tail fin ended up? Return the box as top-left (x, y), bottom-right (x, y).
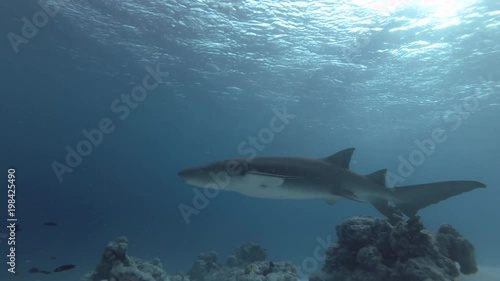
top-left (393, 181), bottom-right (486, 217)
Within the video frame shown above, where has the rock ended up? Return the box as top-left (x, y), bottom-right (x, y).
top-left (226, 255), bottom-right (238, 267)
top-left (197, 261), bottom-right (298, 281)
top-left (436, 224), bottom-right (478, 275)
top-left (235, 242), bottom-right (268, 265)
top-left (188, 242), bottom-right (297, 281)
top-left (82, 237), bottom-right (167, 281)
top-left (316, 216), bottom-right (478, 281)
top-left (187, 251), bottom-right (220, 281)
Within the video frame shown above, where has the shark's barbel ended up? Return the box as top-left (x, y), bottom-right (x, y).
top-left (177, 148), bottom-right (485, 219)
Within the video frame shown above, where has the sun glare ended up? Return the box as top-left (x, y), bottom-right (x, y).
top-left (351, 0), bottom-right (478, 18)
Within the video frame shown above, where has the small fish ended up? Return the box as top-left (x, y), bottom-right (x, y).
top-left (262, 261), bottom-right (275, 276)
top-left (54, 264), bottom-right (75, 272)
top-left (43, 222), bottom-right (58, 226)
top-left (244, 264), bottom-right (253, 274)
top-left (28, 267), bottom-right (52, 274)
top-left (49, 256), bottom-right (57, 260)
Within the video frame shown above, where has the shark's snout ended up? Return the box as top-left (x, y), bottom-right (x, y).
top-left (177, 167), bottom-right (215, 188)
top-left (177, 168), bottom-right (199, 179)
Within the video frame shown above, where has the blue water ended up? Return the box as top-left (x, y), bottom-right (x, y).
top-left (1, 0), bottom-right (499, 280)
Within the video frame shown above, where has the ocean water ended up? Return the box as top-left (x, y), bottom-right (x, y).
top-left (0, 0), bottom-right (499, 281)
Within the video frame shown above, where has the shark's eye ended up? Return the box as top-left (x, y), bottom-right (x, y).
top-left (240, 161), bottom-right (251, 174)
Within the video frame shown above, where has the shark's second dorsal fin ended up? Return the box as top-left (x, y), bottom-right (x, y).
top-left (366, 169), bottom-right (387, 187)
top-left (322, 148), bottom-right (355, 169)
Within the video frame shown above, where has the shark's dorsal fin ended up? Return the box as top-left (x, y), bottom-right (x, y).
top-left (322, 148), bottom-right (355, 169)
top-left (366, 169), bottom-right (387, 187)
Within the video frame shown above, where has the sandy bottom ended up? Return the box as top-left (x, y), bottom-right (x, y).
top-left (295, 266), bottom-right (500, 281)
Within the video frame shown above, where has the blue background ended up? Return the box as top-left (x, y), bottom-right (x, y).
top-left (0, 0), bottom-right (499, 280)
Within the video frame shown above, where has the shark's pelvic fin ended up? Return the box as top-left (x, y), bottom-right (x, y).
top-left (322, 148), bottom-right (355, 169)
top-left (363, 169), bottom-right (402, 220)
top-left (366, 169), bottom-right (388, 187)
top-left (394, 180), bottom-right (486, 217)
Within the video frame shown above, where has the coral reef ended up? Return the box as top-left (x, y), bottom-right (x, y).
top-left (82, 237), bottom-right (168, 281)
top-left (187, 251), bottom-right (220, 281)
top-left (436, 224), bottom-right (478, 275)
top-left (234, 242), bottom-right (268, 265)
top-left (311, 216), bottom-right (478, 281)
top-left (225, 242), bottom-right (267, 268)
top-left (188, 259), bottom-right (297, 281)
top-left (187, 242), bottom-right (296, 281)
top-left (82, 216), bottom-right (476, 281)
top-left (82, 238), bottom-right (296, 281)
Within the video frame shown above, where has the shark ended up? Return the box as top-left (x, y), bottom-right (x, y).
top-left (177, 148), bottom-right (485, 219)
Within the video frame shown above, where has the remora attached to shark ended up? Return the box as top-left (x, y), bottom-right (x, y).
top-left (178, 148), bottom-right (485, 219)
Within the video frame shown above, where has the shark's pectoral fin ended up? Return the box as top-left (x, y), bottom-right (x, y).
top-left (340, 190), bottom-right (366, 202)
top-left (244, 173), bottom-right (285, 188)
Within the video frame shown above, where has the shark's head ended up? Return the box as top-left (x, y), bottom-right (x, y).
top-left (177, 159), bottom-right (250, 190)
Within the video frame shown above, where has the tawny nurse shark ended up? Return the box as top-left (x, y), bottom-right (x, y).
top-left (177, 148), bottom-right (485, 219)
